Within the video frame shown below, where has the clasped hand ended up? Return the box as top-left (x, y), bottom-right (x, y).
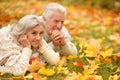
top-left (50, 30), bottom-right (66, 46)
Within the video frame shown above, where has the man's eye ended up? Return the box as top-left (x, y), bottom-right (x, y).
top-left (61, 21), bottom-right (64, 24)
top-left (54, 20), bottom-right (58, 23)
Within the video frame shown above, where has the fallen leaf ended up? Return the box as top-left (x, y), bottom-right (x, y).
top-left (29, 60), bottom-right (46, 72)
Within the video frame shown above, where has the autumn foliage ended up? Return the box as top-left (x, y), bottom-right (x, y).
top-left (0, 0), bottom-right (120, 80)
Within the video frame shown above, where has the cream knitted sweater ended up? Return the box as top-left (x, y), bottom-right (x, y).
top-left (0, 25), bottom-right (59, 75)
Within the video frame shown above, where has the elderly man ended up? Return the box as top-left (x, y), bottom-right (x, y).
top-left (39, 3), bottom-right (77, 56)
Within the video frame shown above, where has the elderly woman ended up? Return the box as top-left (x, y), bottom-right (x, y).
top-left (0, 15), bottom-right (59, 76)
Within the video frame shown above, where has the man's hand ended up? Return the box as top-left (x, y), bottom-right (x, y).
top-left (50, 30), bottom-right (66, 46)
top-left (18, 35), bottom-right (31, 48)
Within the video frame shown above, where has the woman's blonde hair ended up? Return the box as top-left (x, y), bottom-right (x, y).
top-left (11, 14), bottom-right (42, 38)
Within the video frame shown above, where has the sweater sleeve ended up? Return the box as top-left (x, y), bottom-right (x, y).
top-left (0, 48), bottom-right (32, 76)
top-left (38, 39), bottom-right (60, 65)
top-left (61, 27), bottom-right (78, 55)
top-left (48, 26), bottom-right (78, 56)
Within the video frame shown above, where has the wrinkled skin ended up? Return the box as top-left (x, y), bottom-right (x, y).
top-left (18, 25), bottom-right (44, 49)
top-left (44, 11), bottom-right (66, 46)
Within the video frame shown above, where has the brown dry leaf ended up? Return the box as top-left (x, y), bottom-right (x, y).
top-left (112, 53), bottom-right (120, 61)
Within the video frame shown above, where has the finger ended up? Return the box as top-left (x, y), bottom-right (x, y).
top-left (51, 30), bottom-right (60, 38)
top-left (52, 32), bottom-right (63, 40)
top-left (53, 40), bottom-right (60, 46)
top-left (54, 35), bottom-right (63, 40)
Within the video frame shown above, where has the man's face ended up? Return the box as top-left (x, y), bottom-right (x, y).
top-left (25, 25), bottom-right (44, 49)
top-left (45, 11), bottom-right (65, 35)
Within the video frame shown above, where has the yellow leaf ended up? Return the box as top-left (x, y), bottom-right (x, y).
top-left (78, 73), bottom-right (88, 80)
top-left (29, 60), bottom-right (45, 72)
top-left (100, 49), bottom-right (113, 58)
top-left (94, 75), bottom-right (103, 80)
top-left (67, 55), bottom-right (78, 60)
top-left (24, 73), bottom-right (33, 79)
top-left (83, 65), bottom-right (98, 75)
top-left (0, 72), bottom-right (6, 76)
top-left (87, 75), bottom-right (103, 80)
top-left (84, 45), bottom-right (98, 57)
top-left (32, 72), bottom-right (47, 80)
top-left (114, 68), bottom-right (120, 73)
top-left (57, 67), bottom-right (69, 75)
top-left (9, 76), bottom-right (24, 80)
top-left (38, 67), bottom-right (55, 76)
top-left (64, 72), bottom-right (80, 80)
top-left (109, 74), bottom-right (119, 80)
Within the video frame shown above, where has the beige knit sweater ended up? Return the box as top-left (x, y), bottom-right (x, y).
top-left (0, 25), bottom-right (59, 75)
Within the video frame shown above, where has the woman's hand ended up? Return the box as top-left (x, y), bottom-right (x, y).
top-left (18, 35), bottom-right (31, 48)
top-left (50, 30), bottom-right (66, 46)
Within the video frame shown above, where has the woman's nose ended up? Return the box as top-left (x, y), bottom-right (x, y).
top-left (36, 35), bottom-right (41, 39)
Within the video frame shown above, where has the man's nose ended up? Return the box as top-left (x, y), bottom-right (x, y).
top-left (57, 23), bottom-right (62, 30)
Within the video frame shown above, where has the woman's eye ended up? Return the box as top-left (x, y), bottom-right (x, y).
top-left (40, 31), bottom-right (44, 35)
top-left (32, 32), bottom-right (36, 35)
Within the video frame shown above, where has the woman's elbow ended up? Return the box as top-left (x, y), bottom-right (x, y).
top-left (12, 65), bottom-right (28, 76)
top-left (48, 56), bottom-right (60, 65)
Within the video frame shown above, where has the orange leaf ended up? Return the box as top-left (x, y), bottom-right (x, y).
top-left (73, 60), bottom-right (84, 67)
top-left (32, 72), bottom-right (46, 80)
top-left (29, 60), bottom-right (46, 72)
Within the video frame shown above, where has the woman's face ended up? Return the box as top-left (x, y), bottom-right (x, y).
top-left (25, 25), bottom-right (44, 49)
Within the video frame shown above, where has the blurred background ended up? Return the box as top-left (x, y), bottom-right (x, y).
top-left (0, 0), bottom-right (120, 53)
top-left (0, 1), bottom-right (120, 80)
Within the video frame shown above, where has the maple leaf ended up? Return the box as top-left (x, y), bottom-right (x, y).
top-left (24, 73), bottom-right (33, 79)
top-left (112, 53), bottom-right (120, 61)
top-left (109, 74), bottom-right (120, 80)
top-left (87, 75), bottom-right (103, 80)
top-left (32, 72), bottom-right (47, 80)
top-left (83, 65), bottom-right (98, 75)
top-left (29, 60), bottom-right (46, 72)
top-left (73, 60), bottom-right (84, 67)
top-left (64, 72), bottom-right (80, 80)
top-left (38, 67), bottom-right (55, 76)
top-left (114, 68), bottom-right (120, 74)
top-left (100, 49), bottom-right (113, 58)
top-left (67, 55), bottom-right (78, 60)
top-left (9, 76), bottom-right (24, 80)
top-left (84, 45), bottom-right (98, 58)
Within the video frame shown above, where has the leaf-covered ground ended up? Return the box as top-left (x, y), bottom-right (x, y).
top-left (0, 0), bottom-right (120, 80)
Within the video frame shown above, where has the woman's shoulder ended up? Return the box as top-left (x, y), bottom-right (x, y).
top-left (0, 25), bottom-right (13, 40)
top-left (0, 25), bottom-right (11, 34)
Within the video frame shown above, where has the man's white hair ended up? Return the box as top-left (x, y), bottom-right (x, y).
top-left (42, 3), bottom-right (67, 19)
top-left (11, 14), bottom-right (41, 38)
